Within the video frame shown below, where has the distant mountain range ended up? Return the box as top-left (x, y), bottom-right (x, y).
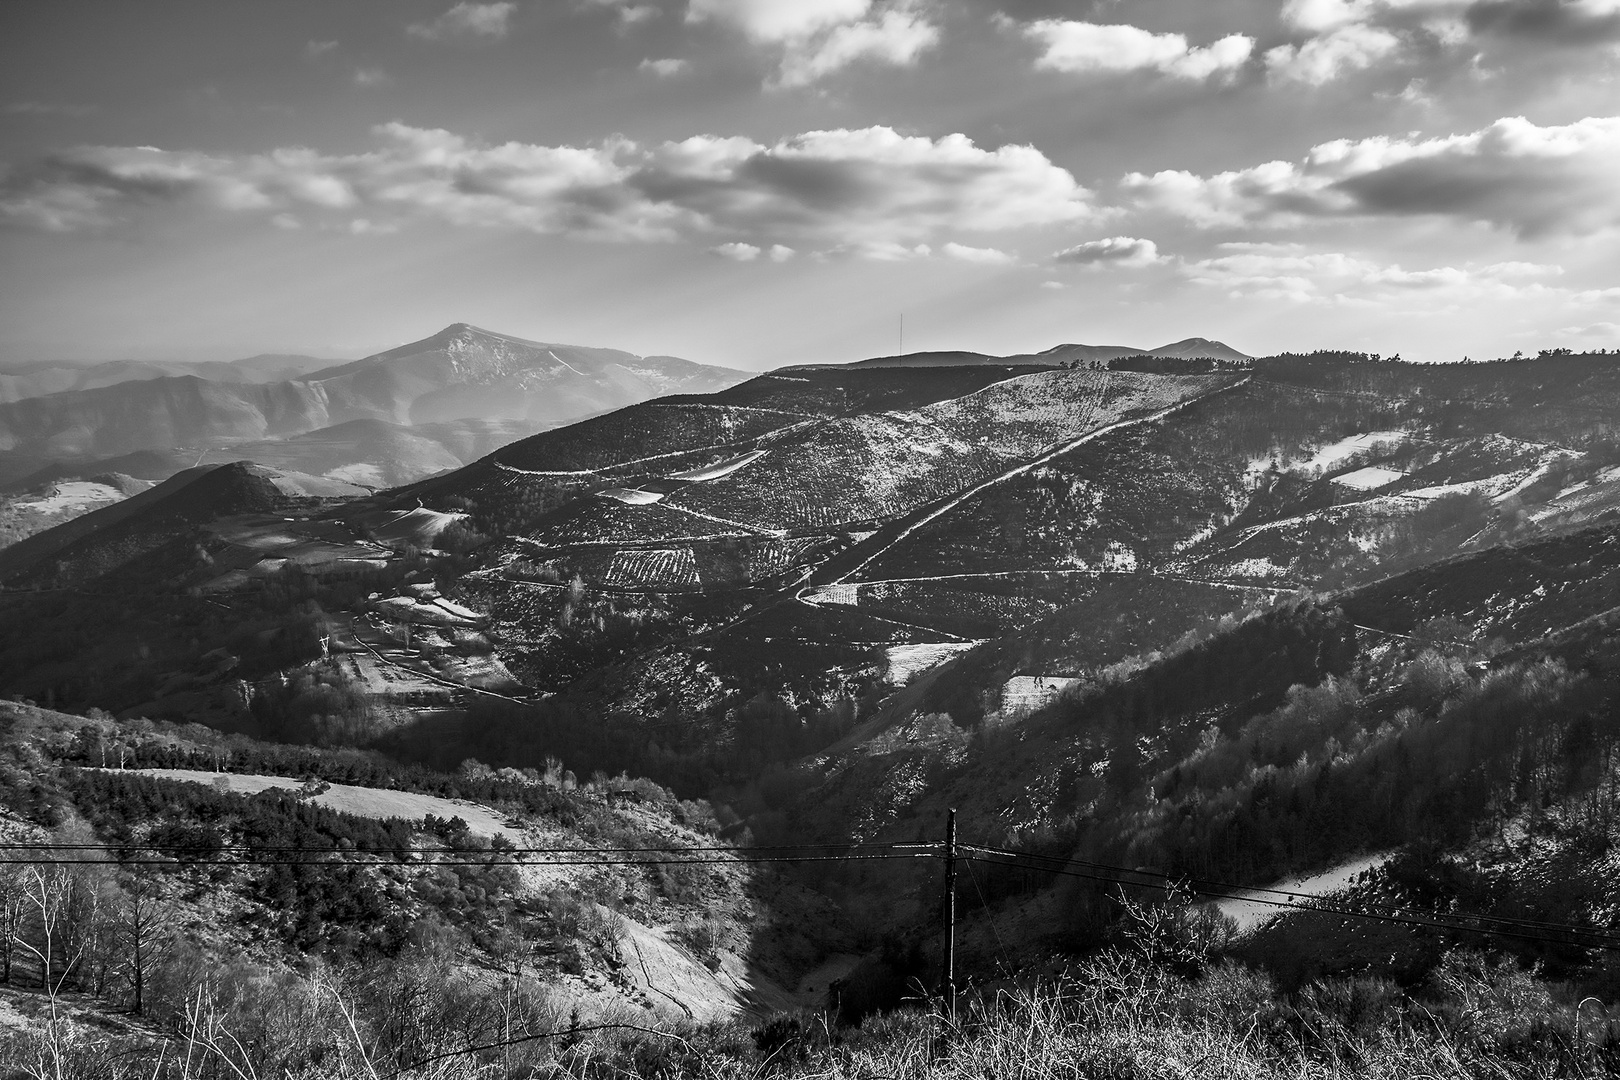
top-left (0, 353), bottom-right (339, 403)
top-left (825, 336), bottom-right (1251, 369)
top-left (0, 324), bottom-right (749, 491)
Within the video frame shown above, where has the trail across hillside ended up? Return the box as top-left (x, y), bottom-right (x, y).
top-left (814, 375), bottom-right (1253, 588)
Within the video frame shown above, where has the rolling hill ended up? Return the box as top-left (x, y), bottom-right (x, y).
top-left (0, 325), bottom-right (750, 522)
top-left (5, 346), bottom-right (1620, 1073)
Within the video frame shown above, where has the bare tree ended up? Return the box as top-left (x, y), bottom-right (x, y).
top-left (0, 861), bottom-right (25, 984)
top-left (112, 872), bottom-right (175, 1015)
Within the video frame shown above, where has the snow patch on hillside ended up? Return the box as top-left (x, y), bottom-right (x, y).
top-left (1001, 675), bottom-right (1079, 713)
top-left (1333, 466), bottom-right (1405, 490)
top-left (885, 642), bottom-right (982, 685)
top-left (14, 481), bottom-right (123, 514)
top-left (1296, 431), bottom-right (1408, 475)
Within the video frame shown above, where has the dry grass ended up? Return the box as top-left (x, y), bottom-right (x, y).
top-left (5, 948), bottom-right (1615, 1079)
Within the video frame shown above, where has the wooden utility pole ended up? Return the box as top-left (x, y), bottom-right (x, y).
top-left (942, 808), bottom-right (957, 1024)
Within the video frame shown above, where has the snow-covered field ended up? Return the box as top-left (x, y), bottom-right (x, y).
top-left (1296, 431), bottom-right (1408, 475)
top-left (668, 449), bottom-right (769, 482)
top-left (103, 768), bottom-right (521, 840)
top-left (1001, 675), bottom-right (1079, 712)
top-left (1214, 852), bottom-right (1393, 933)
top-left (884, 641), bottom-right (981, 685)
top-left (14, 480), bottom-right (124, 514)
top-left (1333, 466), bottom-right (1406, 490)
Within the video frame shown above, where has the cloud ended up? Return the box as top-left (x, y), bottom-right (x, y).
top-left (711, 241), bottom-right (762, 259)
top-left (1466, 0), bottom-right (1620, 40)
top-left (689, 0), bottom-right (940, 86)
top-left (407, 2), bottom-right (516, 41)
top-left (1180, 242), bottom-right (1563, 303)
top-left (834, 240), bottom-right (933, 260)
top-left (1265, 23), bottom-right (1404, 83)
top-left (304, 40), bottom-right (339, 59)
top-left (1040, 279), bottom-right (1067, 290)
top-left (0, 123), bottom-right (1095, 247)
top-left (776, 7), bottom-right (940, 87)
top-left (1122, 114), bottom-right (1620, 236)
top-left (1022, 20), bottom-right (1255, 81)
top-left (352, 68), bottom-right (391, 87)
top-left (942, 241), bottom-right (1017, 264)
top-left (1554, 321), bottom-right (1620, 338)
top-left (639, 57), bottom-right (690, 76)
top-left (1054, 236), bottom-right (1165, 267)
top-left (768, 243), bottom-right (796, 261)
top-left (1282, 0), bottom-right (1620, 43)
top-left (687, 0), bottom-right (874, 42)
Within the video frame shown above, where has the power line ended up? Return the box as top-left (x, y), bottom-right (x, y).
top-left (962, 843), bottom-right (1620, 943)
top-left (959, 848), bottom-right (1620, 953)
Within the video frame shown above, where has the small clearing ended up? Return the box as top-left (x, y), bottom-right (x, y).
top-left (102, 768), bottom-right (520, 841)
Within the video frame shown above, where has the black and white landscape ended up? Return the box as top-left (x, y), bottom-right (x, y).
top-left (3, 2), bottom-right (1620, 1078)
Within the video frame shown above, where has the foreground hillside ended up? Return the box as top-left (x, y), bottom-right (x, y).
top-left (0, 702), bottom-right (851, 1055)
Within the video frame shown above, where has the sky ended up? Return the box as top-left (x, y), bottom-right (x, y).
top-left (1, 0), bottom-right (1618, 370)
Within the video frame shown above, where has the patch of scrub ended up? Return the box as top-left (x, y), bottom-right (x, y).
top-left (1333, 466), bottom-right (1405, 490)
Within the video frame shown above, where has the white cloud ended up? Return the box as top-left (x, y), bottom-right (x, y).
top-left (687, 0), bottom-right (873, 42)
top-left (408, 2), bottom-right (516, 41)
top-left (1040, 279), bottom-right (1067, 290)
top-left (352, 68), bottom-right (391, 87)
top-left (690, 0), bottom-right (939, 86)
top-left (942, 241), bottom-right (1016, 264)
top-left (1023, 20), bottom-right (1254, 81)
top-left (1181, 243), bottom-right (1563, 303)
top-left (837, 240), bottom-right (932, 260)
top-left (304, 40), bottom-right (339, 59)
top-left (711, 241), bottom-right (761, 260)
top-left (777, 7), bottom-right (940, 87)
top-left (1122, 114), bottom-right (1620, 236)
top-left (1054, 236), bottom-right (1165, 267)
top-left (1554, 321), bottom-right (1620, 339)
top-left (1265, 23), bottom-right (1403, 83)
top-left (768, 243), bottom-right (796, 261)
top-left (639, 57), bottom-right (690, 76)
top-left (0, 123), bottom-right (1094, 247)
top-left (1282, 0), bottom-right (1620, 45)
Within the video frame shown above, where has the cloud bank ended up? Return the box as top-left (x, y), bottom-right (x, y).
top-left (1022, 20), bottom-right (1255, 81)
top-left (0, 123), bottom-right (1094, 253)
top-left (1124, 114), bottom-right (1620, 236)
